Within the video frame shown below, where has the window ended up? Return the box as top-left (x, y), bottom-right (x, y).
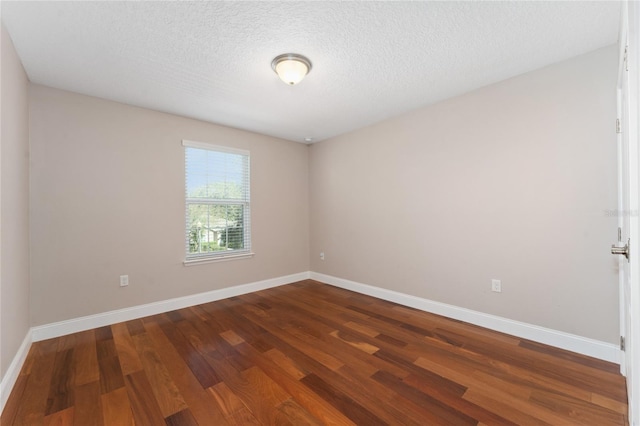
top-left (183, 140), bottom-right (251, 263)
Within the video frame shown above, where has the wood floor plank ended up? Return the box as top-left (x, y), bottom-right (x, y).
top-left (342, 320), bottom-right (380, 337)
top-left (10, 342), bottom-right (58, 425)
top-left (45, 349), bottom-right (75, 416)
top-left (334, 364), bottom-right (426, 426)
top-left (301, 373), bottom-right (387, 426)
top-left (240, 300), bottom-right (416, 425)
top-left (463, 388), bottom-right (556, 426)
top-left (266, 284), bottom-right (371, 324)
top-left (132, 332), bottom-right (188, 417)
top-left (208, 382), bottom-right (262, 426)
top-left (235, 366), bottom-right (293, 423)
top-left (403, 373), bottom-right (516, 425)
top-left (263, 348), bottom-right (308, 380)
top-left (123, 370), bottom-right (166, 425)
top-left (251, 309), bottom-right (380, 377)
top-left (175, 306), bottom-right (229, 356)
top-left (417, 333), bottom-right (615, 408)
top-left (592, 392), bottom-right (629, 414)
top-left (329, 330), bottom-right (380, 355)
top-left (189, 319), bottom-right (255, 375)
top-left (0, 371), bottom-right (29, 425)
top-left (245, 311), bottom-right (345, 371)
top-left (185, 305), bottom-right (262, 372)
top-left (72, 381), bottom-right (102, 426)
top-left (2, 280), bottom-right (628, 426)
top-left (433, 325), bottom-right (626, 402)
top-left (95, 327), bottom-right (117, 360)
top-left (199, 305), bottom-right (274, 366)
top-left (274, 398), bottom-right (324, 426)
top-left (101, 387), bottom-right (134, 426)
top-left (57, 334), bottom-right (79, 353)
top-left (232, 341), bottom-right (356, 426)
top-left (97, 355), bottom-right (125, 395)
top-left (111, 322), bottom-right (143, 376)
top-left (202, 351), bottom-right (287, 425)
top-left (125, 318), bottom-right (146, 337)
top-left (17, 344), bottom-right (39, 376)
top-left (164, 408), bottom-right (199, 426)
top-left (464, 387), bottom-right (578, 425)
top-left (238, 294), bottom-right (384, 377)
top-left (43, 406), bottom-right (74, 426)
top-left (220, 330), bottom-right (246, 346)
top-left (372, 369), bottom-right (478, 425)
top-left (156, 314), bottom-right (222, 389)
top-left (242, 366), bottom-right (290, 406)
top-left (530, 389), bottom-right (626, 425)
top-left (519, 339), bottom-right (620, 373)
top-left (414, 354), bottom-right (533, 401)
top-left (392, 304), bottom-right (522, 346)
top-left (473, 367), bottom-right (592, 403)
top-left (72, 331), bottom-right (99, 387)
top-left (144, 320), bottom-right (230, 426)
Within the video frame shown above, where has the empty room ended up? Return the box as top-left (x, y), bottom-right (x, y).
top-left (1, 1), bottom-right (639, 425)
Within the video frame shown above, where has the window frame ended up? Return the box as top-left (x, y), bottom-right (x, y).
top-left (182, 139), bottom-right (253, 265)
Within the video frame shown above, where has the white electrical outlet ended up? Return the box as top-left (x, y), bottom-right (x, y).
top-left (491, 279), bottom-right (501, 293)
top-left (120, 275), bottom-right (129, 287)
top-left (320, 252), bottom-right (325, 261)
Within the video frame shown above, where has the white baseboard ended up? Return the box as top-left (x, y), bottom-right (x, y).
top-left (32, 271), bottom-right (310, 342)
top-left (310, 272), bottom-right (620, 364)
top-left (0, 329), bottom-right (32, 414)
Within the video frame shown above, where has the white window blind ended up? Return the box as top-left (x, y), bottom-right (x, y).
top-left (183, 140), bottom-right (251, 262)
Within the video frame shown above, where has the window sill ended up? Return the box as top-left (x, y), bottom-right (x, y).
top-left (183, 252), bottom-right (255, 266)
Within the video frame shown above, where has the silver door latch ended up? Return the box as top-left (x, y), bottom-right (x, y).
top-left (612, 238), bottom-right (630, 262)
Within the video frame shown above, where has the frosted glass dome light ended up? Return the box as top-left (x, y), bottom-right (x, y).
top-left (271, 54), bottom-right (312, 85)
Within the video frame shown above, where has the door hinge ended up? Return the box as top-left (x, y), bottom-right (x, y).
top-left (624, 46), bottom-right (629, 72)
top-left (621, 336), bottom-right (626, 351)
top-left (616, 118), bottom-right (622, 134)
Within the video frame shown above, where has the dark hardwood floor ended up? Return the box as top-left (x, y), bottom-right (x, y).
top-left (1, 280), bottom-right (628, 425)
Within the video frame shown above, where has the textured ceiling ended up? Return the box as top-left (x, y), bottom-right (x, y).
top-left (1, 1), bottom-right (620, 143)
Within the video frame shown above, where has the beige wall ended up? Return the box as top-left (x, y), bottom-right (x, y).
top-left (29, 85), bottom-right (309, 326)
top-left (309, 46), bottom-right (619, 343)
top-left (16, 42), bottom-right (623, 346)
top-left (1, 24), bottom-right (30, 380)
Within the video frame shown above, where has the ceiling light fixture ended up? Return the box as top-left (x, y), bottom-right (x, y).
top-left (271, 53), bottom-right (312, 85)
